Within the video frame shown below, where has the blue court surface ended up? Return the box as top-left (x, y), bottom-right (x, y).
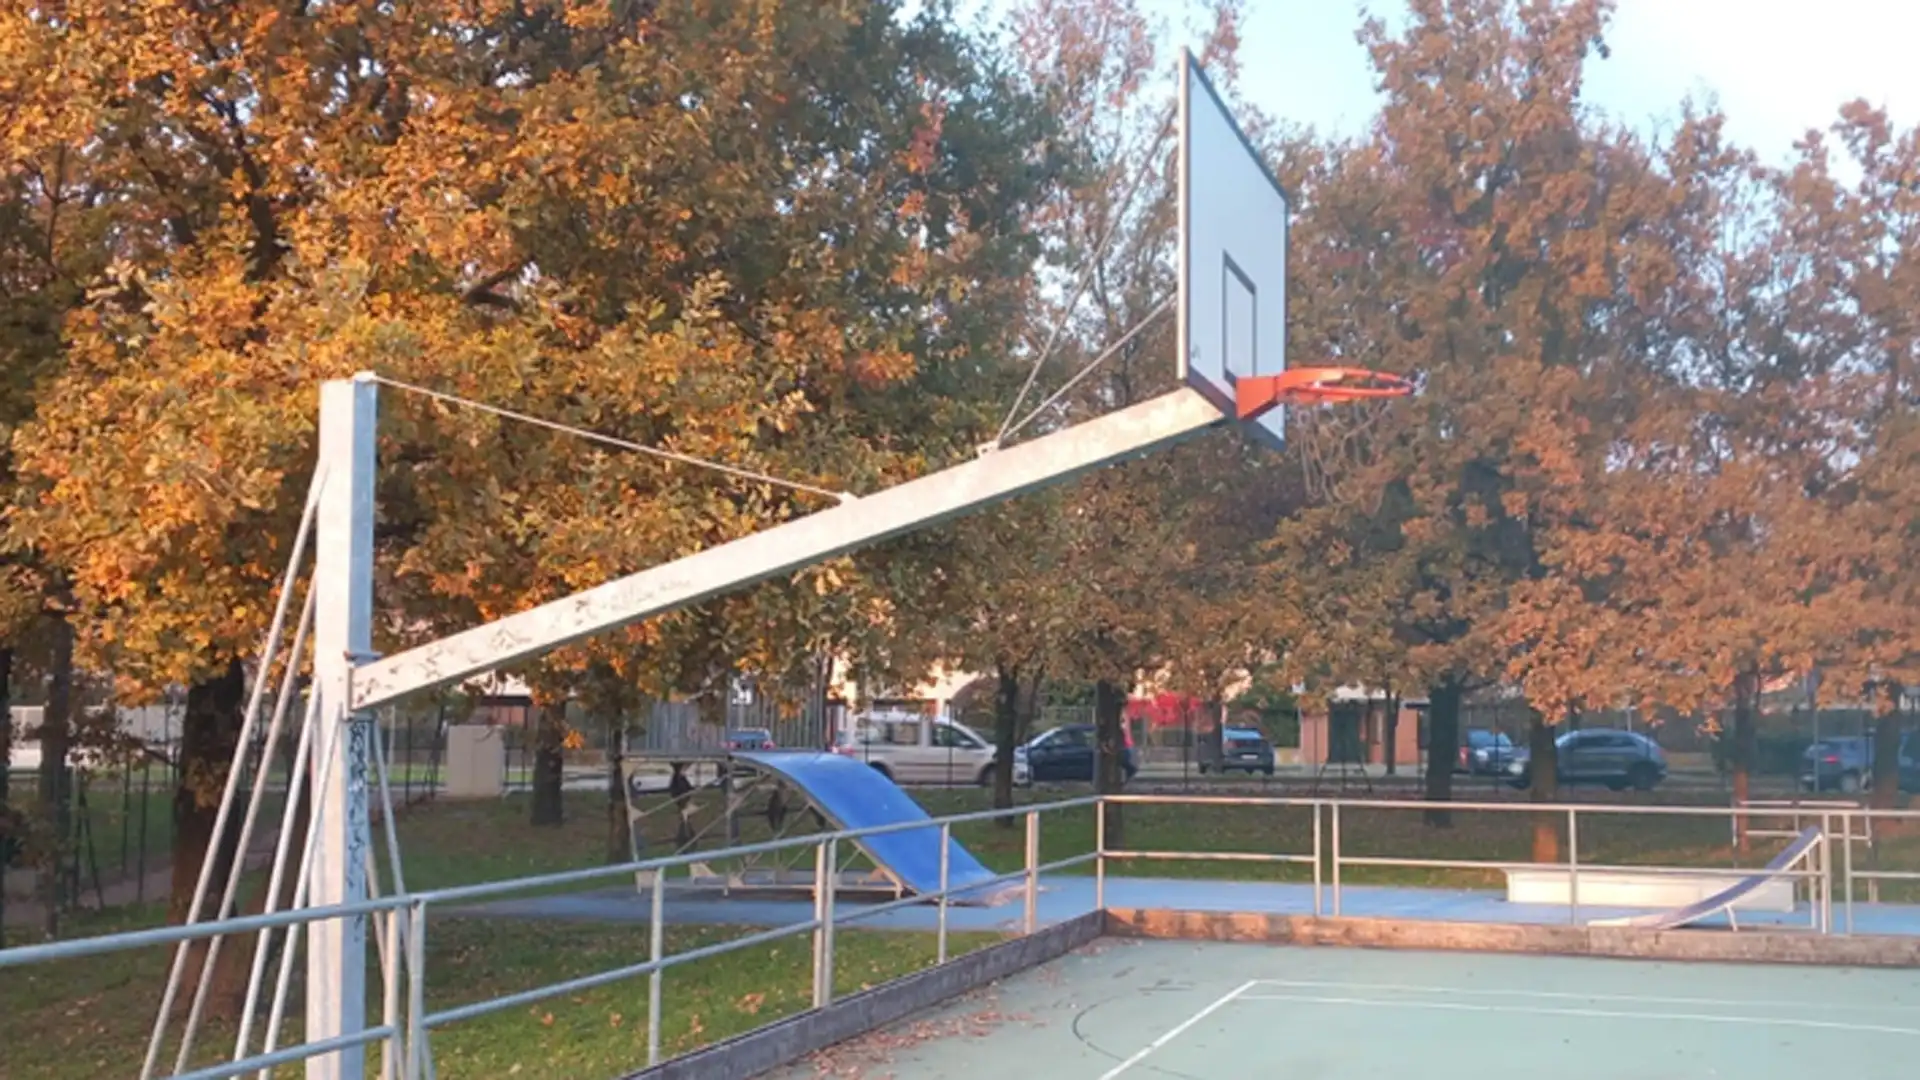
top-left (770, 940), bottom-right (1920, 1079)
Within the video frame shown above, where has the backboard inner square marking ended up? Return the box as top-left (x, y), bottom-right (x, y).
top-left (1221, 254), bottom-right (1256, 386)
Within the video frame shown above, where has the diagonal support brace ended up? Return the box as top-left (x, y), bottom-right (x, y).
top-left (350, 388), bottom-right (1225, 711)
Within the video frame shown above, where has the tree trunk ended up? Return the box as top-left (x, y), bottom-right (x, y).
top-left (1730, 668), bottom-right (1759, 854)
top-left (38, 614), bottom-right (74, 937)
top-left (607, 717), bottom-right (631, 863)
top-left (1383, 693), bottom-right (1400, 776)
top-left (1094, 678), bottom-right (1127, 850)
top-left (991, 662), bottom-right (1020, 827)
top-left (163, 660), bottom-right (250, 1016)
top-left (1423, 678), bottom-right (1463, 827)
top-left (170, 659), bottom-right (248, 922)
top-left (1528, 711), bottom-right (1561, 864)
top-left (1869, 696), bottom-right (1903, 810)
top-left (0, 646), bottom-right (14, 945)
top-left (529, 700), bottom-right (566, 827)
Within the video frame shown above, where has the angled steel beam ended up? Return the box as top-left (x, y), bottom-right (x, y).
top-left (350, 388), bottom-right (1224, 711)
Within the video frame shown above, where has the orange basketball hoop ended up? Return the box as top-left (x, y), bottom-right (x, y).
top-left (1234, 367), bottom-right (1415, 421)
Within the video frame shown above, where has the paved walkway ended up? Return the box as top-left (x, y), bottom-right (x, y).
top-left (449, 873), bottom-right (1920, 938)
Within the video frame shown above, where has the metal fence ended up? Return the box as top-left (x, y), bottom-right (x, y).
top-left (1, 793), bottom-right (1915, 1079)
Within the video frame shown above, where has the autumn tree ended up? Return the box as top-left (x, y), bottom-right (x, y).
top-left (1764, 104), bottom-right (1920, 805)
top-left (8, 0), bottom-right (1063, 901)
top-left (927, 496), bottom-right (1068, 821)
top-left (986, 0), bottom-right (1280, 847)
top-left (1270, 1), bottom-right (1738, 853)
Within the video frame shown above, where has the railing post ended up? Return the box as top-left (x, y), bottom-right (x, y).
top-left (1566, 807), bottom-right (1580, 926)
top-left (937, 822), bottom-right (951, 965)
top-left (647, 867), bottom-right (666, 1066)
top-left (1843, 809), bottom-right (1855, 935)
top-left (404, 900), bottom-right (427, 1080)
top-left (812, 839), bottom-right (838, 1008)
top-left (1818, 813), bottom-right (1832, 934)
top-left (1331, 801), bottom-right (1342, 917)
top-left (1024, 809), bottom-right (1040, 935)
top-left (382, 908), bottom-right (402, 1080)
top-left (1094, 800), bottom-right (1107, 911)
top-left (1311, 802), bottom-right (1323, 917)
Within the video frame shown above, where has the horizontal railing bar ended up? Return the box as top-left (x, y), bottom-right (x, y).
top-left (1105, 791), bottom-right (1820, 814)
top-left (424, 917), bottom-right (820, 1029)
top-left (419, 797), bottom-right (1100, 905)
top-left (1035, 852), bottom-right (1099, 874)
top-left (1340, 855), bottom-right (1821, 880)
top-left (828, 864), bottom-right (1041, 930)
top-left (167, 1026), bottom-right (397, 1080)
top-left (1104, 850), bottom-right (1314, 865)
top-left (0, 895), bottom-right (409, 969)
top-left (1848, 870), bottom-right (1920, 882)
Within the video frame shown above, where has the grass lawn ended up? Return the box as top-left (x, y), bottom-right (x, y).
top-left (6, 766), bottom-right (181, 883)
top-left (1, 901), bottom-right (1002, 1080)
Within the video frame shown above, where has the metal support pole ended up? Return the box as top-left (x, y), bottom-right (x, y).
top-left (937, 823), bottom-right (951, 965)
top-left (310, 373), bottom-right (379, 1080)
top-left (1566, 808), bottom-right (1580, 925)
top-left (813, 840), bottom-right (838, 1008)
top-left (1331, 802), bottom-right (1342, 917)
top-left (404, 901), bottom-right (427, 1080)
top-left (1311, 802), bottom-right (1323, 917)
top-left (647, 869), bottom-right (665, 1066)
top-left (1024, 810), bottom-right (1040, 935)
top-left (1094, 802), bottom-right (1107, 911)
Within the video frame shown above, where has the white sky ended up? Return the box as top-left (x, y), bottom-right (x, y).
top-left (960, 0), bottom-right (1920, 165)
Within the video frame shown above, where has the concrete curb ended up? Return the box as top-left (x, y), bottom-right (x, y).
top-left (1103, 908), bottom-right (1920, 967)
top-left (616, 910), bottom-right (1106, 1080)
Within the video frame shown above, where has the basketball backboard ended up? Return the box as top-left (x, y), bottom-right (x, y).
top-left (1178, 49), bottom-right (1291, 448)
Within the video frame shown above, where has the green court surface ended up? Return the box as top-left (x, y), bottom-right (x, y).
top-left (775, 940), bottom-right (1920, 1079)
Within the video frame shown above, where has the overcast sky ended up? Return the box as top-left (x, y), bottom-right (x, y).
top-left (962, 0), bottom-right (1919, 165)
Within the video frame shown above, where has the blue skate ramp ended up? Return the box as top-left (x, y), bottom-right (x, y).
top-left (732, 751), bottom-right (1009, 904)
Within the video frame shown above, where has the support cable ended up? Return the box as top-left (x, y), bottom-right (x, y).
top-left (369, 376), bottom-right (854, 504)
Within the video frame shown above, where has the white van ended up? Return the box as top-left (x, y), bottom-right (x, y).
top-left (833, 713), bottom-right (1025, 787)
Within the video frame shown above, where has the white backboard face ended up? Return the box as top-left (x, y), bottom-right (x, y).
top-left (1178, 51), bottom-right (1290, 448)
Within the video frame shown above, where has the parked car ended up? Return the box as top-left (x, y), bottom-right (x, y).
top-left (832, 715), bottom-right (1020, 787)
top-left (1801, 733), bottom-right (1920, 794)
top-left (1202, 726), bottom-right (1274, 776)
top-left (1508, 729), bottom-right (1667, 791)
top-left (1456, 728), bottom-right (1519, 776)
top-left (1015, 723), bottom-right (1139, 784)
top-left (724, 727), bottom-right (777, 752)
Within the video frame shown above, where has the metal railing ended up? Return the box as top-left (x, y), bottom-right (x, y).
top-left (1101, 795), bottom-right (1845, 932)
top-left (2, 792), bottom-right (1914, 1079)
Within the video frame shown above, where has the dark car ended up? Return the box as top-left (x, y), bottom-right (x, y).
top-left (1509, 729), bottom-right (1667, 791)
top-left (1456, 728), bottom-right (1519, 776)
top-left (1016, 724), bottom-right (1139, 784)
top-left (724, 727), bottom-right (777, 751)
top-left (1202, 726), bottom-right (1275, 775)
top-left (1802, 733), bottom-right (1920, 794)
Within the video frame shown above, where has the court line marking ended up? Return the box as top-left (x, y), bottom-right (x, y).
top-left (1096, 980), bottom-right (1258, 1080)
top-left (1248, 979), bottom-right (1920, 1013)
top-left (1237, 993), bottom-right (1920, 1038)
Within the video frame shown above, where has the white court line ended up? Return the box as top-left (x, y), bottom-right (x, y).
top-left (1249, 979), bottom-right (1920, 1014)
top-left (1238, 993), bottom-right (1920, 1038)
top-left (1096, 980), bottom-right (1258, 1080)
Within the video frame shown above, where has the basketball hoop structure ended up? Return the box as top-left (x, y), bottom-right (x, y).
top-left (1234, 367), bottom-right (1415, 422)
